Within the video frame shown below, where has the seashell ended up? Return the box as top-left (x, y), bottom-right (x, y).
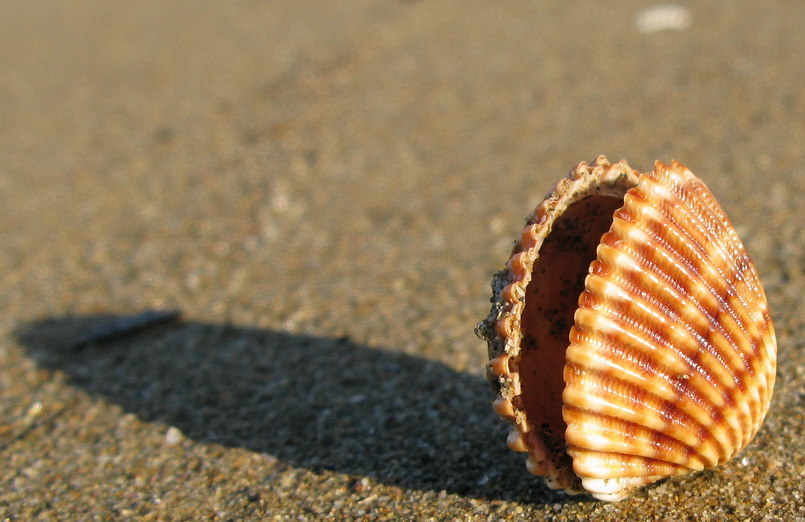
top-left (476, 156), bottom-right (777, 501)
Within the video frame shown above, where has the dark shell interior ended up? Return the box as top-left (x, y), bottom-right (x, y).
top-left (518, 195), bottom-right (626, 450)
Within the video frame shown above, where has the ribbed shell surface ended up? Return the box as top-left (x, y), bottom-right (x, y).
top-left (563, 161), bottom-right (777, 500)
top-left (478, 157), bottom-right (777, 502)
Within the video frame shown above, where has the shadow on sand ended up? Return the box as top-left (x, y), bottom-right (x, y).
top-left (15, 314), bottom-right (587, 505)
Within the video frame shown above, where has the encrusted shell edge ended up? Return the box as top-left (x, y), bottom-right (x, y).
top-left (475, 155), bottom-right (640, 493)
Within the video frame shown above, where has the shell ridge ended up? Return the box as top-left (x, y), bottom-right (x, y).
top-left (641, 169), bottom-right (756, 299)
top-left (630, 177), bottom-right (771, 426)
top-left (615, 212), bottom-right (764, 400)
top-left (582, 300), bottom-right (722, 390)
top-left (587, 266), bottom-right (741, 407)
top-left (597, 234), bottom-right (751, 406)
top-left (568, 322), bottom-right (743, 450)
top-left (564, 363), bottom-right (727, 462)
top-left (639, 173), bottom-right (770, 367)
top-left (569, 446), bottom-right (691, 479)
top-left (576, 224), bottom-right (763, 460)
top-left (658, 210), bottom-right (774, 419)
top-left (563, 404), bottom-right (710, 469)
top-left (564, 364), bottom-right (726, 464)
top-left (659, 164), bottom-right (757, 285)
top-left (608, 218), bottom-right (761, 415)
top-left (605, 237), bottom-right (758, 444)
top-left (647, 196), bottom-right (765, 365)
top-left (630, 177), bottom-right (765, 356)
top-left (634, 211), bottom-right (767, 400)
top-left (632, 166), bottom-right (774, 449)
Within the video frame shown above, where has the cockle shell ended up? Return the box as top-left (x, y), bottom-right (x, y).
top-left (476, 156), bottom-right (777, 501)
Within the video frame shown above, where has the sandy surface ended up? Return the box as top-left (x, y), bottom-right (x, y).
top-left (1, 1), bottom-right (804, 520)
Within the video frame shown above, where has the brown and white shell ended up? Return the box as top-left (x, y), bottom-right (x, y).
top-left (476, 156), bottom-right (777, 501)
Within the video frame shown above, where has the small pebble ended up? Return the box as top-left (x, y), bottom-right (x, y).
top-left (351, 477), bottom-right (371, 493)
top-left (634, 4), bottom-right (691, 33)
top-left (26, 402), bottom-right (44, 418)
top-left (165, 426), bottom-right (185, 446)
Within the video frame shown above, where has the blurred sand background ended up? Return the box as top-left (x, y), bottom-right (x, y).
top-left (1, 1), bottom-right (803, 519)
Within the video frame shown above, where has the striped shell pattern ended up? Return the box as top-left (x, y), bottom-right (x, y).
top-left (477, 156), bottom-right (777, 501)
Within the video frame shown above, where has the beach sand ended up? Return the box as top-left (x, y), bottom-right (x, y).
top-left (1, 1), bottom-right (803, 519)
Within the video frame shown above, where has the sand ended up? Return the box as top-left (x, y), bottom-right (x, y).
top-left (1, 1), bottom-right (803, 519)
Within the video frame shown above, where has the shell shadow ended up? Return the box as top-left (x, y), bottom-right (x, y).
top-left (14, 314), bottom-right (587, 505)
